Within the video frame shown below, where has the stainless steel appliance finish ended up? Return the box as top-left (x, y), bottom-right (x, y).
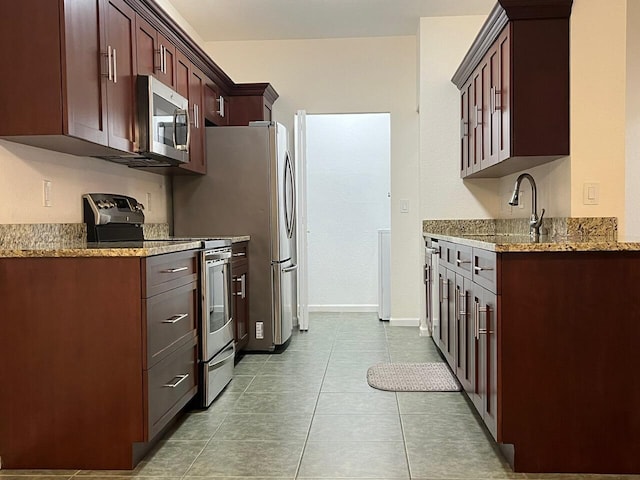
top-left (202, 342), bottom-right (235, 407)
top-left (134, 75), bottom-right (190, 166)
top-left (82, 193), bottom-right (145, 242)
top-left (173, 121), bottom-right (297, 352)
top-left (199, 244), bottom-right (234, 407)
top-left (201, 246), bottom-right (234, 361)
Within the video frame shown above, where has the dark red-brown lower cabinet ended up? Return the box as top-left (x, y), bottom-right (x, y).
top-left (472, 284), bottom-right (497, 439)
top-left (455, 274), bottom-right (475, 395)
top-left (437, 264), bottom-right (449, 360)
top-left (232, 242), bottom-right (250, 352)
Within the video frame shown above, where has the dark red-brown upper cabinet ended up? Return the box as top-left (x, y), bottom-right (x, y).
top-left (135, 14), bottom-right (176, 89)
top-left (0, 0), bottom-right (137, 156)
top-left (452, 1), bottom-right (571, 178)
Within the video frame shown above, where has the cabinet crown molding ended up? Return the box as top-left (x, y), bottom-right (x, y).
top-left (451, 0), bottom-right (573, 88)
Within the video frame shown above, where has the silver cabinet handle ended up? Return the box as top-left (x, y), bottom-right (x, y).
top-left (163, 374), bottom-right (189, 388)
top-left (103, 46), bottom-right (113, 81)
top-left (425, 246), bottom-right (440, 255)
top-left (162, 313), bottom-right (188, 324)
top-left (475, 302), bottom-right (488, 339)
top-left (241, 274), bottom-right (246, 298)
top-left (232, 252), bottom-right (246, 257)
top-left (155, 45), bottom-right (163, 72)
top-left (423, 264), bottom-right (431, 284)
top-left (474, 104), bottom-right (482, 128)
top-left (441, 278), bottom-right (448, 300)
top-left (161, 44), bottom-right (166, 74)
top-left (112, 48), bottom-right (117, 84)
top-left (217, 95), bottom-right (225, 117)
top-left (474, 265), bottom-right (494, 272)
top-left (163, 266), bottom-right (188, 273)
top-left (459, 291), bottom-right (467, 317)
top-left (456, 258), bottom-right (471, 265)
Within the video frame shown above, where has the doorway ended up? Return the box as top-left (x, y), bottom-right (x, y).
top-left (300, 113), bottom-right (391, 314)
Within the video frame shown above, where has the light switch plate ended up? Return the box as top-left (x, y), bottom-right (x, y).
top-left (583, 183), bottom-right (599, 205)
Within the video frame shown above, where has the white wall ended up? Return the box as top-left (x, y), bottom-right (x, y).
top-left (0, 141), bottom-right (170, 224)
top-left (627, 0), bottom-right (640, 237)
top-left (204, 36), bottom-right (420, 322)
top-left (569, 0), bottom-right (627, 232)
top-left (418, 16), bottom-right (497, 222)
top-left (306, 113), bottom-right (390, 311)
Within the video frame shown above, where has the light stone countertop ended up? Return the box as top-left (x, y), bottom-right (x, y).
top-left (423, 232), bottom-right (640, 253)
top-left (0, 240), bottom-right (204, 258)
top-left (422, 217), bottom-right (640, 252)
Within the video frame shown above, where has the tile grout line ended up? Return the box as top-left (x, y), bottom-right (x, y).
top-left (293, 323), bottom-right (338, 480)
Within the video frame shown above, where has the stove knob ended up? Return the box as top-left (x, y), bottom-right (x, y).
top-left (97, 200), bottom-right (106, 209)
top-left (108, 201), bottom-right (116, 208)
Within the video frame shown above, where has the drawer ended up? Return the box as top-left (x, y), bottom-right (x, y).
top-left (231, 242), bottom-right (248, 264)
top-left (144, 250), bottom-right (199, 297)
top-left (146, 337), bottom-right (197, 440)
top-left (146, 282), bottom-right (198, 368)
top-left (454, 244), bottom-right (473, 278)
top-left (439, 241), bottom-right (456, 269)
top-left (472, 247), bottom-right (497, 293)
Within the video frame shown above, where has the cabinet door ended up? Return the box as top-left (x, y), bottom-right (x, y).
top-left (104, 0), bottom-right (137, 152)
top-left (64, 0), bottom-right (109, 145)
top-left (483, 44), bottom-right (500, 170)
top-left (185, 65), bottom-right (206, 174)
top-left (204, 84), bottom-right (229, 126)
top-left (472, 285), bottom-right (498, 440)
top-left (232, 261), bottom-right (249, 351)
top-left (175, 50), bottom-right (190, 99)
top-left (471, 69), bottom-right (483, 174)
top-left (437, 265), bottom-right (449, 355)
top-left (456, 274), bottom-right (474, 394)
top-left (460, 86), bottom-right (470, 178)
top-left (135, 14), bottom-right (158, 78)
top-left (157, 31), bottom-right (176, 89)
top-left (445, 268), bottom-right (457, 369)
top-left (497, 26), bottom-right (510, 162)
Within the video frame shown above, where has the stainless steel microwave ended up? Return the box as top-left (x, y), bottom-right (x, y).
top-left (136, 75), bottom-right (190, 165)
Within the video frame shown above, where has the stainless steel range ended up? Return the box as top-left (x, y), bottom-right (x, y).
top-left (82, 193), bottom-right (234, 408)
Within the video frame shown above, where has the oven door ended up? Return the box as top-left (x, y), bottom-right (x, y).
top-left (202, 252), bottom-right (233, 360)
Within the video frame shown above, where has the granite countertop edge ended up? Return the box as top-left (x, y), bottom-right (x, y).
top-left (423, 232), bottom-right (640, 253)
top-left (0, 240), bottom-right (204, 258)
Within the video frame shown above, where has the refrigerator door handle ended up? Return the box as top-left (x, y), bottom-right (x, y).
top-left (284, 151), bottom-right (296, 239)
top-left (282, 263), bottom-right (298, 273)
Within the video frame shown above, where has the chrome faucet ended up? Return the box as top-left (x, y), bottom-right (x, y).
top-left (508, 173), bottom-right (545, 238)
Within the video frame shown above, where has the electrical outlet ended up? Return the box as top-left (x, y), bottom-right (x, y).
top-left (43, 180), bottom-right (52, 207)
top-left (255, 321), bottom-right (264, 339)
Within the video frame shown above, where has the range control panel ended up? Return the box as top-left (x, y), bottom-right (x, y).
top-left (83, 193), bottom-right (145, 226)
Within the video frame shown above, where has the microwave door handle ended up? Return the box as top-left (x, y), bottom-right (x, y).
top-left (173, 108), bottom-right (190, 151)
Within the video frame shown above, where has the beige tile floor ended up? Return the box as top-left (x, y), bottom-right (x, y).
top-left (3, 312), bottom-right (640, 479)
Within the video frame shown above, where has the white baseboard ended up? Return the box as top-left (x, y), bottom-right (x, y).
top-left (388, 317), bottom-right (420, 327)
top-left (308, 305), bottom-right (378, 313)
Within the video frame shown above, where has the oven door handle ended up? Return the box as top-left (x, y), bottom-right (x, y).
top-left (205, 251), bottom-right (232, 262)
top-left (208, 343), bottom-right (236, 368)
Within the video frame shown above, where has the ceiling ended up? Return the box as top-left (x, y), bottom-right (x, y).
top-left (166, 0), bottom-right (496, 42)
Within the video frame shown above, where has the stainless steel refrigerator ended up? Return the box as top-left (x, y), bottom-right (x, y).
top-left (172, 121), bottom-right (296, 352)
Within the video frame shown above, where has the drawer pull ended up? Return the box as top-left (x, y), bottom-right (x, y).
top-left (163, 266), bottom-right (188, 273)
top-left (232, 252), bottom-right (246, 257)
top-left (162, 313), bottom-right (189, 324)
top-left (163, 374), bottom-right (190, 388)
top-left (456, 259), bottom-right (471, 265)
top-left (474, 265), bottom-right (494, 272)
